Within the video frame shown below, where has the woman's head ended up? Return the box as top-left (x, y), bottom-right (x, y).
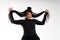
top-left (25, 11), bottom-right (32, 19)
top-left (23, 7), bottom-right (32, 19)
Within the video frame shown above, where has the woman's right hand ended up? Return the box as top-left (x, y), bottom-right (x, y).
top-left (44, 9), bottom-right (49, 15)
top-left (8, 7), bottom-right (13, 12)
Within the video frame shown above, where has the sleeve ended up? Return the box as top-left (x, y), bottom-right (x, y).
top-left (32, 11), bottom-right (45, 18)
top-left (34, 13), bottom-right (47, 25)
top-left (8, 11), bottom-right (23, 25)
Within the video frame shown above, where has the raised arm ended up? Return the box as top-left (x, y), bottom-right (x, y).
top-left (8, 11), bottom-right (23, 25)
top-left (32, 11), bottom-right (46, 18)
top-left (34, 12), bottom-right (48, 25)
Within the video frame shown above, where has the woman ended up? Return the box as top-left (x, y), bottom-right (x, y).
top-left (8, 7), bottom-right (49, 40)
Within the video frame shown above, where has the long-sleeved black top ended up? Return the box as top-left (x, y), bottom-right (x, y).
top-left (9, 10), bottom-right (47, 37)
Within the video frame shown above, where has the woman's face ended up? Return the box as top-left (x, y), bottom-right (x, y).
top-left (25, 12), bottom-right (32, 19)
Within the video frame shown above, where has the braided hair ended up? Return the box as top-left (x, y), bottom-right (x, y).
top-left (10, 7), bottom-right (50, 21)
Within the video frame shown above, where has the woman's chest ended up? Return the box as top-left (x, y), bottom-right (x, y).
top-left (22, 20), bottom-right (35, 26)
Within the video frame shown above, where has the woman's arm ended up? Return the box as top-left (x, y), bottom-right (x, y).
top-left (32, 11), bottom-right (45, 18)
top-left (8, 11), bottom-right (23, 25)
top-left (34, 12), bottom-right (48, 25)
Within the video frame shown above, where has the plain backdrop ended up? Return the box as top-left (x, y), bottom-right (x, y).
top-left (0, 0), bottom-right (60, 40)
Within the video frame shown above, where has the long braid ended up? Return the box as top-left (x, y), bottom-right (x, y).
top-left (45, 11), bottom-right (50, 22)
top-left (9, 7), bottom-right (50, 20)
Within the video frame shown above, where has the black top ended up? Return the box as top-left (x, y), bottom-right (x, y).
top-left (9, 10), bottom-right (47, 37)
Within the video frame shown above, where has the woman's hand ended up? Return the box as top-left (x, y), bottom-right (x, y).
top-left (45, 9), bottom-right (49, 12)
top-left (44, 9), bottom-right (49, 14)
top-left (8, 7), bottom-right (13, 12)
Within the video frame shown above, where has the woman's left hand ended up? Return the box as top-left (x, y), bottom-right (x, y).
top-left (45, 9), bottom-right (49, 13)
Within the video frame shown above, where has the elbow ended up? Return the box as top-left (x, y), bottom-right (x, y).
top-left (10, 20), bottom-right (15, 24)
top-left (41, 22), bottom-right (45, 25)
top-left (11, 21), bottom-right (14, 24)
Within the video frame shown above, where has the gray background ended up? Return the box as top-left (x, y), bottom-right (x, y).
top-left (0, 0), bottom-right (60, 40)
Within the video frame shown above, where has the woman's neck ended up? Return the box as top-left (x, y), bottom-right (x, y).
top-left (25, 18), bottom-right (32, 20)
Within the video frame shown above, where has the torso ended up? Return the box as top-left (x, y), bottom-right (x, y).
top-left (21, 18), bottom-right (37, 37)
top-left (21, 18), bottom-right (40, 40)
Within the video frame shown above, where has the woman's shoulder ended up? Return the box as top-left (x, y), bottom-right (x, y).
top-left (32, 19), bottom-right (37, 21)
top-left (32, 19), bottom-right (39, 22)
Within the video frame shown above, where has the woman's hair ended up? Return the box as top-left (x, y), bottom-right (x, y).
top-left (45, 11), bottom-right (50, 22)
top-left (10, 7), bottom-right (50, 21)
top-left (23, 7), bottom-right (33, 16)
top-left (24, 7), bottom-right (50, 21)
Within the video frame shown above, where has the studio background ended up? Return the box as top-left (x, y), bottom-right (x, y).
top-left (0, 0), bottom-right (60, 40)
